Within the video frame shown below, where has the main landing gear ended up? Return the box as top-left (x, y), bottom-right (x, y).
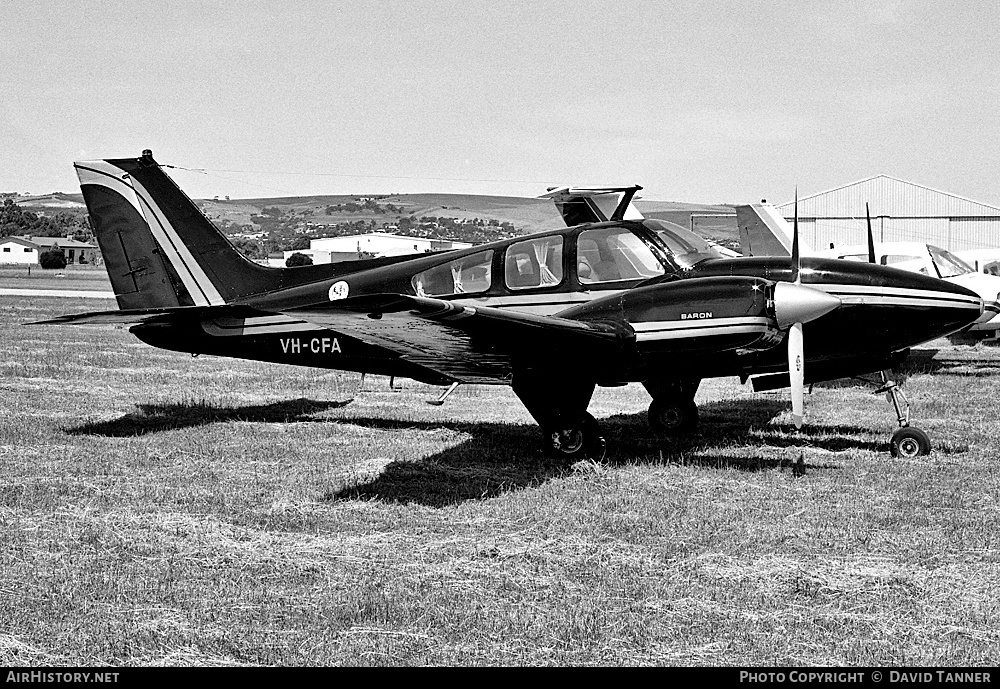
top-left (872, 370), bottom-right (932, 458)
top-left (643, 378), bottom-right (701, 436)
top-left (543, 411), bottom-right (606, 460)
top-left (512, 374), bottom-right (606, 461)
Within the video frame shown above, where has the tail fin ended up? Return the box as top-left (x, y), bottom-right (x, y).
top-left (734, 203), bottom-right (814, 258)
top-left (75, 151), bottom-right (340, 310)
top-left (540, 186), bottom-right (644, 227)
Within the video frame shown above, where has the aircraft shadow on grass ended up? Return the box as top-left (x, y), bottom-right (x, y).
top-left (66, 397), bottom-right (355, 437)
top-left (67, 396), bottom-right (879, 508)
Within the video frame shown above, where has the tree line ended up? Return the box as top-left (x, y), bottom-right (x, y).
top-left (1, 199), bottom-right (88, 239)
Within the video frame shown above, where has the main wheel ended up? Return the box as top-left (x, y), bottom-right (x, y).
top-left (648, 397), bottom-right (699, 435)
top-left (889, 426), bottom-right (931, 458)
top-left (543, 412), bottom-right (606, 460)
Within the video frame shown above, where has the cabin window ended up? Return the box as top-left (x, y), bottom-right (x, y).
top-left (577, 227), bottom-right (665, 284)
top-left (411, 249), bottom-right (493, 297)
top-left (504, 236), bottom-right (564, 291)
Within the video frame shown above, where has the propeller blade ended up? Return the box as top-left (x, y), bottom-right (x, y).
top-left (866, 202), bottom-right (876, 264)
top-left (788, 321), bottom-right (805, 429)
top-left (790, 188), bottom-right (800, 284)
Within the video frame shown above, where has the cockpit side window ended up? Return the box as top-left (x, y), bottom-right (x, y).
top-left (504, 236), bottom-right (563, 291)
top-left (577, 227), bottom-right (665, 284)
top-left (411, 249), bottom-right (494, 297)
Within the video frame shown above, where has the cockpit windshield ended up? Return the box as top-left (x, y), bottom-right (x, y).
top-left (928, 245), bottom-right (975, 279)
top-left (641, 219), bottom-right (722, 270)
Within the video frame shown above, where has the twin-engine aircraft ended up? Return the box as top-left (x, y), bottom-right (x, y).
top-left (36, 152), bottom-right (984, 460)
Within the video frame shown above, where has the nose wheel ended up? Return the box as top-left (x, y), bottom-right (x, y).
top-left (889, 426), bottom-right (931, 458)
top-left (874, 371), bottom-right (932, 458)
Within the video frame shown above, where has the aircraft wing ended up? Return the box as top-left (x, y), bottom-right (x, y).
top-left (284, 293), bottom-right (631, 384)
top-left (540, 186), bottom-right (644, 227)
top-left (735, 204), bottom-right (814, 257)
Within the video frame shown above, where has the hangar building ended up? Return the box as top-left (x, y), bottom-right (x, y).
top-left (774, 175), bottom-right (1000, 253)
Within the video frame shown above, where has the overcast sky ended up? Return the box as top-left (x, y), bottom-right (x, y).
top-left (3, 0), bottom-right (999, 205)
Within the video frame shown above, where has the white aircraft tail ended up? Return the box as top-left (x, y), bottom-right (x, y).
top-left (541, 186), bottom-right (644, 227)
top-left (735, 203), bottom-right (813, 257)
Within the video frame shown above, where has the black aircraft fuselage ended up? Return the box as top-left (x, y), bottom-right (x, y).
top-left (46, 153), bottom-right (984, 459)
top-left (130, 220), bottom-right (980, 386)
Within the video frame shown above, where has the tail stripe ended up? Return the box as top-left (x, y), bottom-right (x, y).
top-left (75, 163), bottom-right (145, 216)
top-left (129, 177), bottom-right (225, 306)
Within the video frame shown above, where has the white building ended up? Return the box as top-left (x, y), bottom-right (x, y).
top-left (776, 175), bottom-right (1000, 253)
top-left (0, 237), bottom-right (39, 264)
top-left (0, 236), bottom-right (100, 265)
top-left (289, 232), bottom-right (474, 264)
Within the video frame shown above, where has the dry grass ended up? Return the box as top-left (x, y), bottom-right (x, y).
top-left (0, 266), bottom-right (112, 293)
top-left (1, 296), bottom-right (999, 666)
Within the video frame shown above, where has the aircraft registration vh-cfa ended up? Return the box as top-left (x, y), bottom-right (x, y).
top-left (36, 151), bottom-right (984, 460)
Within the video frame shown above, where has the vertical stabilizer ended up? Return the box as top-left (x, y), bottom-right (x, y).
top-left (735, 203), bottom-right (813, 258)
top-left (75, 151), bottom-right (343, 310)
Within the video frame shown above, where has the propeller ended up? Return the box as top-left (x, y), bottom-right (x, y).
top-left (866, 202), bottom-right (876, 264)
top-left (770, 190), bottom-right (840, 429)
top-left (789, 190), bottom-right (805, 427)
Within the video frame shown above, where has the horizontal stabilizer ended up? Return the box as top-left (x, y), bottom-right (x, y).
top-left (28, 303), bottom-right (261, 326)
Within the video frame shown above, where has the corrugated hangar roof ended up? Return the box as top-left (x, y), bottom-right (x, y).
top-left (775, 175), bottom-right (1000, 218)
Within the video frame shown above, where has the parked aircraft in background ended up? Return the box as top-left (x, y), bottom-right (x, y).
top-left (956, 249), bottom-right (1000, 277)
top-left (33, 155), bottom-right (983, 460)
top-left (733, 201), bottom-right (1000, 340)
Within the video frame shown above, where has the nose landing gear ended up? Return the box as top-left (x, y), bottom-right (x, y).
top-left (874, 371), bottom-right (932, 458)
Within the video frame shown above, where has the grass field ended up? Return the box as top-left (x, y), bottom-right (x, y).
top-left (1, 296), bottom-right (999, 666)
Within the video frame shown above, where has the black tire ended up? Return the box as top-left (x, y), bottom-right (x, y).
top-left (543, 412), bottom-right (606, 461)
top-left (648, 397), bottom-right (699, 435)
top-left (890, 426), bottom-right (931, 458)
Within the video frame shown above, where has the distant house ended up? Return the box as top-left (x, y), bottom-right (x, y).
top-left (0, 237), bottom-right (39, 264)
top-left (0, 235), bottom-right (100, 265)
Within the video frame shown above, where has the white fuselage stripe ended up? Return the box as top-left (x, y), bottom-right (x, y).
top-left (819, 283), bottom-right (982, 309)
top-left (202, 315), bottom-right (321, 337)
top-left (635, 325), bottom-right (773, 341)
top-left (454, 290), bottom-right (623, 316)
top-left (632, 316), bottom-right (773, 341)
